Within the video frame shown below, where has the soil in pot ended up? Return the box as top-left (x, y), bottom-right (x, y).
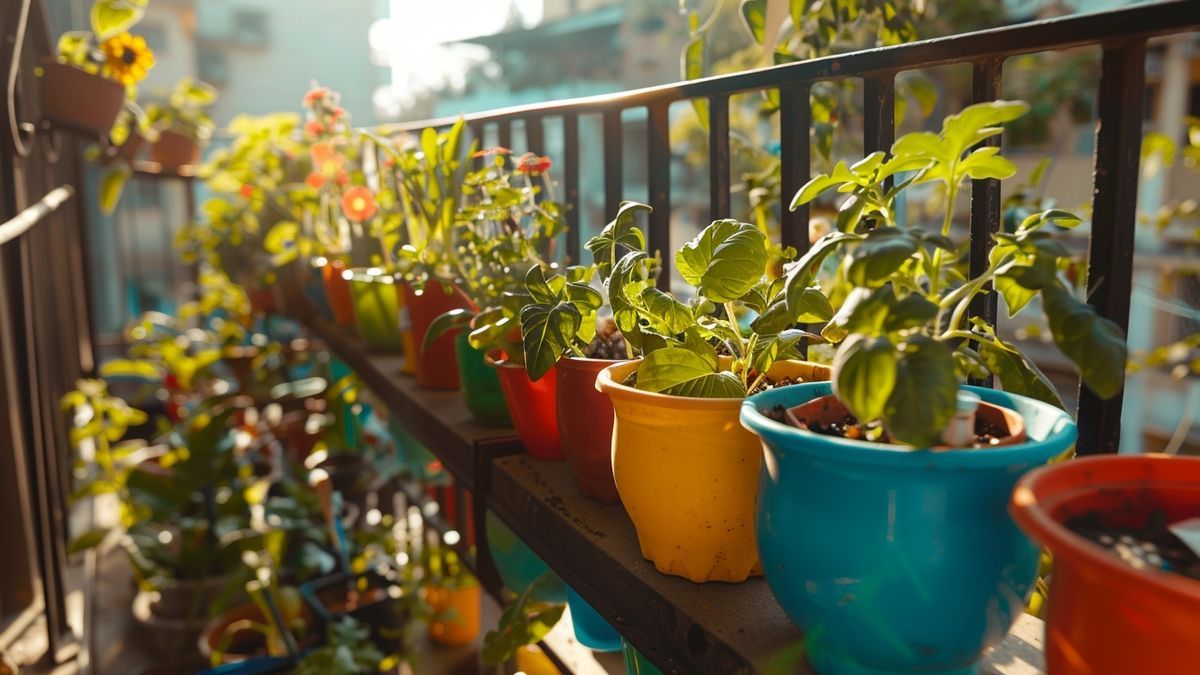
top-left (1067, 510), bottom-right (1200, 581)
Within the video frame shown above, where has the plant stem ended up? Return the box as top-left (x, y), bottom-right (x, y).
top-left (928, 178), bottom-right (959, 296)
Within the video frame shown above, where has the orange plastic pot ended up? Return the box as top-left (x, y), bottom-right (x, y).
top-left (404, 281), bottom-right (471, 389)
top-left (423, 581), bottom-right (481, 647)
top-left (489, 354), bottom-right (563, 460)
top-left (596, 359), bottom-right (830, 583)
top-left (321, 259), bottom-right (356, 327)
top-left (1011, 454), bottom-right (1200, 675)
top-left (557, 357), bottom-right (623, 503)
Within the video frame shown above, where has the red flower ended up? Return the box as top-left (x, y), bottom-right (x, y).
top-left (304, 120), bottom-right (325, 137)
top-left (239, 184), bottom-right (254, 199)
top-left (335, 170), bottom-right (348, 187)
top-left (329, 106), bottom-right (346, 120)
top-left (472, 146), bottom-right (512, 158)
top-left (310, 142), bottom-right (345, 176)
top-left (306, 171), bottom-right (326, 189)
top-left (303, 87), bottom-right (330, 107)
top-left (516, 153), bottom-right (552, 174)
top-left (341, 186), bottom-right (377, 222)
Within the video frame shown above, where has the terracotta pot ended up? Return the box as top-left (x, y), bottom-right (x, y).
top-left (38, 58), bottom-right (125, 134)
top-left (1011, 454), bottom-right (1200, 675)
top-left (488, 354), bottom-right (563, 460)
top-left (403, 281), bottom-right (471, 390)
top-left (596, 359), bottom-right (830, 583)
top-left (557, 357), bottom-right (623, 503)
top-left (150, 130), bottom-right (201, 168)
top-left (423, 581), bottom-right (481, 647)
top-left (321, 259), bottom-right (356, 327)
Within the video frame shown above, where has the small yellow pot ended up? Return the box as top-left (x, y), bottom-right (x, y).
top-left (596, 358), bottom-right (830, 583)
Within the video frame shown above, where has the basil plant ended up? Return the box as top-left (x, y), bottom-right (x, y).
top-left (787, 100), bottom-right (1127, 446)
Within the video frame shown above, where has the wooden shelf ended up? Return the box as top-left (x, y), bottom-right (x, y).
top-left (300, 311), bottom-right (1047, 674)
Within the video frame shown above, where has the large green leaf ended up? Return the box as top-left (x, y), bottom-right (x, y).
top-left (520, 302), bottom-right (582, 382)
top-left (786, 285), bottom-right (835, 323)
top-left (782, 231), bottom-right (860, 296)
top-left (69, 527), bottom-right (112, 554)
top-left (821, 286), bottom-right (893, 343)
top-left (1042, 285), bottom-right (1127, 399)
top-left (751, 328), bottom-right (817, 375)
top-left (586, 201), bottom-right (650, 280)
top-left (833, 335), bottom-right (897, 424)
top-left (639, 287), bottom-right (694, 335)
top-left (636, 345), bottom-right (744, 398)
top-left (885, 336), bottom-right (959, 447)
top-left (881, 294), bottom-right (938, 332)
top-left (676, 220), bottom-right (768, 303)
top-left (92, 0), bottom-right (147, 40)
top-left (977, 340), bottom-right (1064, 409)
top-left (423, 308), bottom-right (474, 353)
top-left (846, 228), bottom-right (919, 287)
top-left (740, 0), bottom-right (768, 44)
top-left (99, 166), bottom-right (131, 215)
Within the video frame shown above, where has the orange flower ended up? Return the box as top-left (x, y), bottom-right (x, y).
top-left (335, 170), bottom-right (348, 187)
top-left (341, 186), bottom-right (376, 222)
top-left (329, 107), bottom-right (347, 120)
top-left (310, 142), bottom-right (339, 168)
top-left (306, 172), bottom-right (326, 189)
top-left (516, 153), bottom-right (552, 174)
top-left (239, 184), bottom-right (254, 199)
top-left (304, 120), bottom-right (325, 137)
top-left (304, 87), bottom-right (330, 107)
top-left (472, 146), bottom-right (512, 158)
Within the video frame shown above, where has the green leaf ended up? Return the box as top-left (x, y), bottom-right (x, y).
top-left (639, 287), bottom-right (694, 335)
top-left (69, 527), bottom-right (111, 554)
top-left (995, 272), bottom-right (1040, 317)
top-left (977, 340), bottom-right (1065, 409)
top-left (423, 308), bottom-right (474, 353)
top-left (958, 147), bottom-right (1018, 180)
top-left (99, 166), bottom-right (131, 215)
top-left (822, 286), bottom-right (893, 343)
top-left (881, 294), bottom-right (938, 332)
top-left (683, 36), bottom-right (709, 128)
top-left (740, 0), bottom-right (768, 44)
top-left (941, 100), bottom-right (1030, 158)
top-left (587, 201), bottom-right (650, 280)
top-left (676, 220), bottom-right (768, 303)
top-left (833, 335), bottom-right (897, 424)
top-left (636, 346), bottom-right (745, 399)
top-left (782, 231), bottom-right (860, 293)
top-left (92, 0), bottom-right (147, 40)
top-left (846, 228), bottom-right (919, 287)
top-left (520, 302), bottom-right (582, 382)
top-left (100, 358), bottom-right (161, 380)
top-left (885, 336), bottom-right (959, 447)
top-left (1042, 285), bottom-right (1127, 399)
top-left (786, 285), bottom-right (835, 323)
top-left (751, 329), bottom-right (817, 375)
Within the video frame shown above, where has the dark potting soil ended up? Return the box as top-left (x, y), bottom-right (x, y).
top-left (585, 318), bottom-right (628, 360)
top-left (771, 406), bottom-right (1009, 446)
top-left (1066, 510), bottom-right (1200, 582)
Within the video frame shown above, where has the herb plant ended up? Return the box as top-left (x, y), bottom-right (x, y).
top-left (786, 100), bottom-right (1127, 446)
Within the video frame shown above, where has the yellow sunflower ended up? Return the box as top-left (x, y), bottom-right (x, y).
top-left (100, 32), bottom-right (155, 86)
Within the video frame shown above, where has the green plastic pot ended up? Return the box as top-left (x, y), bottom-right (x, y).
top-left (622, 639), bottom-right (664, 675)
top-left (454, 333), bottom-right (511, 427)
top-left (347, 268), bottom-right (409, 353)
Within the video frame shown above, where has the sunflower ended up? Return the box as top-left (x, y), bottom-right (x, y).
top-left (101, 32), bottom-right (155, 86)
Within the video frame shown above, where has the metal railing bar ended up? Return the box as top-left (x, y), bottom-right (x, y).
top-left (708, 94), bottom-right (731, 222)
top-left (497, 119), bottom-right (512, 154)
top-left (863, 75), bottom-right (896, 158)
top-left (525, 115), bottom-right (544, 155)
top-left (779, 82), bottom-right (811, 254)
top-left (647, 104), bottom-right (671, 291)
top-left (1076, 39), bottom-right (1149, 456)
top-left (602, 110), bottom-right (623, 221)
top-left (968, 59), bottom-right (1004, 388)
top-left (563, 112), bottom-right (581, 262)
top-left (0, 185), bottom-right (72, 246)
top-left (380, 0), bottom-right (1198, 132)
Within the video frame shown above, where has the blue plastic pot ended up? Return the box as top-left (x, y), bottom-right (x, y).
top-left (740, 383), bottom-right (1076, 675)
top-left (565, 586), bottom-right (622, 652)
top-left (485, 509), bottom-right (565, 602)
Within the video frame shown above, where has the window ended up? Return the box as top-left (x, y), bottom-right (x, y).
top-left (197, 47), bottom-right (230, 85)
top-left (233, 10), bottom-right (270, 47)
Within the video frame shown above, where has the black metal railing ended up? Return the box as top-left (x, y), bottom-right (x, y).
top-left (389, 0), bottom-right (1200, 457)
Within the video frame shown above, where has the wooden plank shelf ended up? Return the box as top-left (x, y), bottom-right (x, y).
top-left (488, 455), bottom-right (1047, 675)
top-left (300, 312), bottom-right (522, 491)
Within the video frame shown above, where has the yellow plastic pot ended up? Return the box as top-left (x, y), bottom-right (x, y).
top-left (596, 359), bottom-right (830, 583)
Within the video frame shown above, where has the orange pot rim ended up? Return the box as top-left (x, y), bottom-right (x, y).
top-left (559, 355), bottom-right (629, 370)
top-left (596, 358), bottom-right (829, 411)
top-left (1011, 454), bottom-right (1200, 604)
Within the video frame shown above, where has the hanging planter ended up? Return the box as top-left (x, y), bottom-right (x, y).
top-left (556, 356), bottom-right (623, 503)
top-left (346, 268), bottom-right (408, 353)
top-left (597, 359), bottom-right (830, 584)
top-left (485, 509), bottom-right (566, 602)
top-left (564, 586), bottom-right (622, 652)
top-left (739, 382), bottom-right (1075, 675)
top-left (1011, 454), bottom-right (1200, 674)
top-left (321, 258), bottom-right (356, 327)
top-left (488, 353), bottom-right (563, 460)
top-left (39, 58), bottom-right (126, 135)
top-left (422, 580), bottom-right (481, 647)
top-left (149, 129), bottom-right (200, 168)
top-left (455, 333), bottom-right (511, 427)
top-left (404, 281), bottom-right (471, 390)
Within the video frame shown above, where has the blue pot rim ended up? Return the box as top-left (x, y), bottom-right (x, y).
top-left (740, 382), bottom-right (1077, 470)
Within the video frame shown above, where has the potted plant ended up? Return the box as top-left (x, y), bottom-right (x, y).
top-left (518, 201), bottom-right (652, 501)
top-left (1011, 454), bottom-right (1200, 674)
top-left (738, 101), bottom-right (1125, 674)
top-left (482, 572), bottom-right (566, 666)
top-left (420, 544), bottom-right (481, 647)
top-left (146, 77), bottom-right (217, 168)
top-left (41, 0), bottom-right (154, 134)
top-left (595, 217), bottom-right (832, 583)
top-left (421, 148), bottom-right (567, 427)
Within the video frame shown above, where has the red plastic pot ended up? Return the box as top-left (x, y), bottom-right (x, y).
top-left (556, 357), bottom-right (622, 503)
top-left (488, 354), bottom-right (563, 460)
top-left (321, 259), bottom-right (356, 327)
top-left (1011, 454), bottom-right (1200, 675)
top-left (403, 281), bottom-right (471, 390)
